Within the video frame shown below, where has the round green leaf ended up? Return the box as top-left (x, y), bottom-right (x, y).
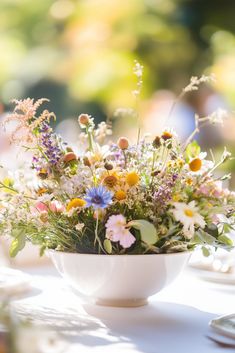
top-left (129, 220), bottom-right (158, 245)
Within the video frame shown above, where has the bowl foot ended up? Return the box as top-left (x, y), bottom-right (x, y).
top-left (95, 298), bottom-right (148, 307)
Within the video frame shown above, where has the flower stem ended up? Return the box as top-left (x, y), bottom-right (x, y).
top-left (165, 91), bottom-right (185, 124)
top-left (94, 213), bottom-right (105, 253)
top-left (86, 127), bottom-right (94, 152)
top-left (0, 182), bottom-right (17, 193)
top-left (123, 150), bottom-right (127, 168)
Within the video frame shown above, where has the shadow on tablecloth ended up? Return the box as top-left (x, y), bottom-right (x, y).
top-left (13, 298), bottom-right (232, 353)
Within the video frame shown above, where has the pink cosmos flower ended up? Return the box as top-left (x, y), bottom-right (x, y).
top-left (198, 185), bottom-right (210, 196)
top-left (106, 228), bottom-right (121, 242)
top-left (118, 228), bottom-right (136, 248)
top-left (35, 201), bottom-right (48, 213)
top-left (106, 214), bottom-right (126, 233)
top-left (105, 214), bottom-right (136, 249)
top-left (49, 200), bottom-right (65, 213)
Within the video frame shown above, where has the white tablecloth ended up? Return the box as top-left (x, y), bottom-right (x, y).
top-left (12, 266), bottom-right (235, 353)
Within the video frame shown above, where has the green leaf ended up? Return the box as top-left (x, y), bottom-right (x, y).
top-left (218, 235), bottom-right (233, 247)
top-left (9, 230), bottom-right (26, 257)
top-left (205, 224), bottom-right (219, 238)
top-left (129, 220), bottom-right (158, 245)
top-left (103, 239), bottom-right (112, 254)
top-left (202, 246), bottom-right (210, 257)
top-left (197, 230), bottom-right (216, 245)
top-left (161, 240), bottom-right (189, 253)
top-left (185, 140), bottom-right (201, 162)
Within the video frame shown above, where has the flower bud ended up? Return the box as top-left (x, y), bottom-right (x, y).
top-left (66, 147), bottom-right (74, 153)
top-left (152, 136), bottom-right (161, 149)
top-left (104, 162), bottom-right (113, 170)
top-left (78, 114), bottom-right (90, 126)
top-left (118, 137), bottom-right (129, 150)
top-left (151, 170), bottom-right (160, 177)
top-left (38, 168), bottom-right (48, 179)
top-left (63, 152), bottom-right (77, 163)
top-left (83, 156), bottom-right (91, 167)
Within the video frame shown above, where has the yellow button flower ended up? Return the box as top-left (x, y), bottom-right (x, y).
top-left (177, 158), bottom-right (185, 168)
top-left (186, 177), bottom-right (193, 185)
top-left (115, 190), bottom-right (127, 201)
top-left (189, 158), bottom-right (202, 172)
top-left (126, 172), bottom-right (139, 187)
top-left (173, 194), bottom-right (181, 202)
top-left (66, 198), bottom-right (86, 211)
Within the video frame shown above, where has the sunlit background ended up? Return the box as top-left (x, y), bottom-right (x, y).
top-left (0, 0), bottom-right (234, 179)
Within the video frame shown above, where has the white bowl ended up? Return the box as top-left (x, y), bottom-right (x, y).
top-left (48, 251), bottom-right (190, 307)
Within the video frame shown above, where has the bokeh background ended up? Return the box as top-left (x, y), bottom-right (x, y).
top-left (0, 0), bottom-right (234, 177)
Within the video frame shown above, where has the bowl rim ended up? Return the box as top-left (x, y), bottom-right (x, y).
top-left (47, 249), bottom-right (191, 257)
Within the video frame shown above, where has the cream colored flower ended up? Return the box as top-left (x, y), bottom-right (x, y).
top-left (172, 201), bottom-right (205, 238)
top-left (75, 223), bottom-right (84, 232)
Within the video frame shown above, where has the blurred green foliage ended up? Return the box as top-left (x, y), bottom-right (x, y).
top-left (0, 0), bottom-right (234, 185)
top-left (0, 0), bottom-right (235, 120)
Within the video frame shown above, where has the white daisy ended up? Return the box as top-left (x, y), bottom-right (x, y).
top-left (187, 152), bottom-right (214, 175)
top-left (172, 201), bottom-right (206, 238)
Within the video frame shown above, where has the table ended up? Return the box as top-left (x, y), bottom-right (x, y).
top-left (11, 266), bottom-right (235, 353)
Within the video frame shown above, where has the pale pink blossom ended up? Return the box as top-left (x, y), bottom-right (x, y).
top-left (35, 201), bottom-right (48, 213)
top-left (49, 200), bottom-right (65, 213)
top-left (119, 229), bottom-right (136, 248)
top-left (3, 98), bottom-right (55, 144)
top-left (105, 214), bottom-right (136, 248)
top-left (105, 214), bottom-right (126, 233)
top-left (106, 228), bottom-right (121, 242)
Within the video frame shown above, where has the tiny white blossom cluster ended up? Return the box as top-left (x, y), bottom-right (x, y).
top-left (132, 60), bottom-right (144, 97)
top-left (183, 74), bottom-right (216, 93)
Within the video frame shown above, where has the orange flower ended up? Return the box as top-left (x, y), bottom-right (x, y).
top-left (161, 131), bottom-right (172, 140)
top-left (37, 188), bottom-right (48, 196)
top-left (115, 190), bottom-right (127, 201)
top-left (189, 158), bottom-right (202, 172)
top-left (66, 198), bottom-right (86, 211)
top-left (126, 172), bottom-right (139, 187)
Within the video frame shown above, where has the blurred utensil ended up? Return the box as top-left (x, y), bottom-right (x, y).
top-left (189, 249), bottom-right (235, 284)
top-left (207, 313), bottom-right (235, 347)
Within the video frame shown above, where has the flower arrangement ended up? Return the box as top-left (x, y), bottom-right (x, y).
top-left (0, 65), bottom-right (234, 257)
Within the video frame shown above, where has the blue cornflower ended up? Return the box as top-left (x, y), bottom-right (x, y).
top-left (84, 186), bottom-right (113, 209)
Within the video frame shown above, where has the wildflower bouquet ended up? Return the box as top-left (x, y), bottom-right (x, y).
top-left (0, 71), bottom-right (234, 257)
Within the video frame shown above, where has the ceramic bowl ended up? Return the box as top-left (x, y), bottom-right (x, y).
top-left (48, 251), bottom-right (190, 307)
